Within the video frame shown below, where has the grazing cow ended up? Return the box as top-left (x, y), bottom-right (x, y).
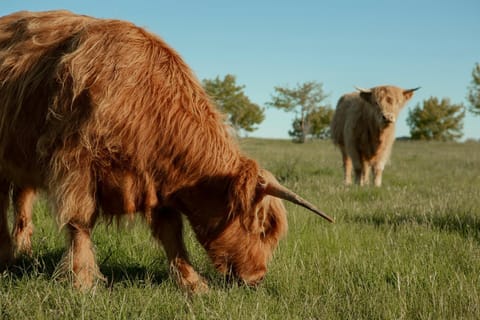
top-left (0, 10), bottom-right (334, 292)
top-left (331, 85), bottom-right (419, 186)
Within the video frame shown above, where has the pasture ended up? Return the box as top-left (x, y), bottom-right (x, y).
top-left (1, 138), bottom-right (479, 319)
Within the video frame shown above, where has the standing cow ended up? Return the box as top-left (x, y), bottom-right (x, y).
top-left (331, 85), bottom-right (419, 186)
top-left (0, 10), bottom-right (334, 292)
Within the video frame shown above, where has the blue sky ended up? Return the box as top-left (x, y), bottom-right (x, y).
top-left (2, 1), bottom-right (479, 139)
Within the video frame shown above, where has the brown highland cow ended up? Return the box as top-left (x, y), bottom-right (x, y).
top-left (331, 85), bottom-right (419, 186)
top-left (0, 10), bottom-right (333, 292)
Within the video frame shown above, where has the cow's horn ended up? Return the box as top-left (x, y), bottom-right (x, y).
top-left (265, 181), bottom-right (335, 223)
top-left (404, 87), bottom-right (421, 93)
top-left (354, 86), bottom-right (371, 93)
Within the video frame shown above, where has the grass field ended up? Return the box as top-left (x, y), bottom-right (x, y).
top-left (1, 138), bottom-right (479, 319)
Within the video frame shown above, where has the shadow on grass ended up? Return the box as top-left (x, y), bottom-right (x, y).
top-left (7, 248), bottom-right (63, 278)
top-left (6, 249), bottom-right (170, 288)
top-left (100, 262), bottom-right (169, 288)
top-left (348, 210), bottom-right (480, 242)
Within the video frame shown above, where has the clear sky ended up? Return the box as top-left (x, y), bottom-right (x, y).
top-left (2, 0), bottom-right (479, 140)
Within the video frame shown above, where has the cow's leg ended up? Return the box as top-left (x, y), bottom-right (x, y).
top-left (360, 162), bottom-right (371, 186)
top-left (150, 207), bottom-right (208, 293)
top-left (51, 165), bottom-right (103, 290)
top-left (12, 186), bottom-right (36, 256)
top-left (373, 163), bottom-right (384, 187)
top-left (62, 220), bottom-right (103, 290)
top-left (349, 150), bottom-right (366, 186)
top-left (345, 145), bottom-right (362, 186)
top-left (0, 179), bottom-right (13, 268)
top-left (353, 161), bottom-right (371, 186)
top-left (341, 149), bottom-right (352, 185)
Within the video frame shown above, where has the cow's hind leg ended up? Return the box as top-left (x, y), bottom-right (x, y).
top-left (341, 148), bottom-right (352, 185)
top-left (12, 186), bottom-right (36, 256)
top-left (0, 179), bottom-right (13, 268)
top-left (150, 207), bottom-right (208, 293)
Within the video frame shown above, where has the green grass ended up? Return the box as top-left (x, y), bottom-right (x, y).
top-left (1, 138), bottom-right (480, 319)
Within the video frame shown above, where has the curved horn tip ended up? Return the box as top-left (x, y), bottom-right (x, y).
top-left (354, 86), bottom-right (370, 93)
top-left (293, 200), bottom-right (335, 223)
top-left (407, 86), bottom-right (421, 92)
top-left (315, 209), bottom-right (335, 223)
top-left (264, 182), bottom-right (335, 223)
top-left (326, 214), bottom-right (335, 223)
top-left (259, 170), bottom-right (335, 223)
top-left (302, 200), bottom-right (334, 223)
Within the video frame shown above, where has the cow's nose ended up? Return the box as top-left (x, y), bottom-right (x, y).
top-left (241, 270), bottom-right (266, 287)
top-left (243, 274), bottom-right (265, 287)
top-left (383, 113), bottom-right (395, 123)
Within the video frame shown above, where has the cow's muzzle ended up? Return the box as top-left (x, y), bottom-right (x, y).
top-left (382, 113), bottom-right (396, 124)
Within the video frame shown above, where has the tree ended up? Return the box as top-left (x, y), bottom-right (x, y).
top-left (267, 81), bottom-right (329, 143)
top-left (202, 75), bottom-right (264, 135)
top-left (288, 107), bottom-right (334, 141)
top-left (407, 97), bottom-right (465, 141)
top-left (467, 62), bottom-right (480, 116)
top-left (307, 107), bottom-right (335, 139)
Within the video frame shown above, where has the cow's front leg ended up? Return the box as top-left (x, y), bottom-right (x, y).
top-left (360, 162), bottom-right (371, 186)
top-left (59, 222), bottom-right (104, 290)
top-left (51, 163), bottom-right (103, 290)
top-left (12, 186), bottom-right (36, 256)
top-left (353, 161), bottom-right (370, 186)
top-left (347, 147), bottom-right (369, 186)
top-left (150, 207), bottom-right (208, 293)
top-left (373, 164), bottom-right (384, 187)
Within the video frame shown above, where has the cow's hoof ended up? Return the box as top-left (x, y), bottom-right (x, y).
top-left (189, 277), bottom-right (209, 294)
top-left (13, 231), bottom-right (33, 257)
top-left (176, 274), bottom-right (209, 294)
top-left (72, 269), bottom-right (106, 291)
top-left (53, 253), bottom-right (106, 291)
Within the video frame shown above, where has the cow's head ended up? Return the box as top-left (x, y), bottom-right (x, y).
top-left (178, 159), bottom-right (333, 286)
top-left (357, 86), bottom-right (420, 127)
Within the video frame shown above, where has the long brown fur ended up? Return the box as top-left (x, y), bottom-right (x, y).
top-left (0, 10), bottom-right (288, 291)
top-left (330, 85), bottom-right (417, 186)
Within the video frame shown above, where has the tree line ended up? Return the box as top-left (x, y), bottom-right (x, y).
top-left (203, 62), bottom-right (480, 142)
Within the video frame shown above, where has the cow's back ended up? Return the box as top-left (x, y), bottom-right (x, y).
top-left (0, 10), bottom-right (239, 191)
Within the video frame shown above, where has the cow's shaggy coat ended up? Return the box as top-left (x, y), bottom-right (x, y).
top-left (0, 10), bottom-right (331, 291)
top-left (330, 85), bottom-right (418, 186)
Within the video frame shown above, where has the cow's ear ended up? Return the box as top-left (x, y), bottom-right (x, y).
top-left (359, 91), bottom-right (373, 103)
top-left (355, 87), bottom-right (372, 102)
top-left (403, 87), bottom-right (421, 101)
top-left (403, 90), bottom-right (414, 101)
top-left (229, 158), bottom-right (259, 213)
top-left (231, 173), bottom-right (268, 234)
top-left (229, 158), bottom-right (265, 232)
top-left (253, 172), bottom-right (269, 205)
